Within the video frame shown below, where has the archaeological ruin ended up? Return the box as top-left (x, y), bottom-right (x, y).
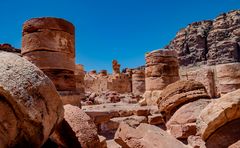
top-left (0, 9), bottom-right (240, 148)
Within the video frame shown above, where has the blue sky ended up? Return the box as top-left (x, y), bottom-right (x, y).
top-left (0, 0), bottom-right (239, 73)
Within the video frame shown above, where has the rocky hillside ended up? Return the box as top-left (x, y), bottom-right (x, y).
top-left (166, 10), bottom-right (240, 66)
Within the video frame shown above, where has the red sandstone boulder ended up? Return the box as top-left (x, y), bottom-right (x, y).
top-left (0, 52), bottom-right (63, 147)
top-left (114, 123), bottom-right (187, 148)
top-left (52, 104), bottom-right (101, 148)
top-left (197, 89), bottom-right (240, 141)
top-left (166, 99), bottom-right (210, 139)
top-left (158, 80), bottom-right (210, 120)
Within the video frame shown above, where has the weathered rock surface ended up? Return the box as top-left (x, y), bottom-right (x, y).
top-left (52, 105), bottom-right (101, 148)
top-left (132, 69), bottom-right (145, 96)
top-left (0, 52), bottom-right (63, 147)
top-left (180, 66), bottom-right (218, 98)
top-left (141, 49), bottom-right (180, 105)
top-left (0, 43), bottom-right (21, 53)
top-left (114, 123), bottom-right (187, 148)
top-left (197, 89), bottom-right (240, 141)
top-left (23, 17), bottom-right (75, 35)
top-left (158, 80), bottom-right (210, 120)
top-left (166, 10), bottom-right (240, 66)
top-left (205, 119), bottom-right (240, 148)
top-left (216, 63), bottom-right (240, 95)
top-left (166, 99), bottom-right (210, 139)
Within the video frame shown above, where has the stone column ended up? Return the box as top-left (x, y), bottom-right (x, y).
top-left (141, 49), bottom-right (180, 105)
top-left (132, 69), bottom-right (145, 96)
top-left (21, 17), bottom-right (81, 107)
top-left (75, 64), bottom-right (85, 97)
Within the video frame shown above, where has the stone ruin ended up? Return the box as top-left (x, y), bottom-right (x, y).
top-left (0, 10), bottom-right (239, 148)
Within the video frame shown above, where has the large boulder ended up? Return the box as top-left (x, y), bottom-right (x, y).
top-left (166, 99), bottom-right (210, 139)
top-left (158, 80), bottom-right (210, 120)
top-left (52, 104), bottom-right (101, 147)
top-left (0, 52), bottom-right (63, 147)
top-left (114, 123), bottom-right (187, 148)
top-left (197, 89), bottom-right (240, 141)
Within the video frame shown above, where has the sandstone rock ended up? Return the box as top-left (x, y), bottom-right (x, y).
top-left (180, 66), bottom-right (218, 98)
top-left (166, 10), bottom-right (240, 66)
top-left (75, 64), bottom-right (85, 93)
top-left (106, 140), bottom-right (121, 148)
top-left (98, 135), bottom-right (107, 148)
top-left (205, 119), bottom-right (240, 148)
top-left (0, 52), bottom-right (63, 147)
top-left (112, 60), bottom-right (120, 74)
top-left (42, 69), bottom-right (76, 91)
top-left (216, 63), bottom-right (240, 95)
top-left (158, 80), bottom-right (210, 120)
top-left (52, 105), bottom-right (101, 148)
top-left (132, 69), bottom-right (145, 96)
top-left (0, 43), bottom-right (21, 53)
top-left (187, 136), bottom-right (206, 148)
top-left (23, 17), bottom-right (75, 35)
top-left (22, 30), bottom-right (75, 57)
top-left (207, 10), bottom-right (240, 65)
top-left (148, 114), bottom-right (164, 125)
top-left (166, 99), bottom-right (210, 139)
top-left (197, 89), bottom-right (240, 141)
top-left (23, 51), bottom-right (75, 71)
top-left (114, 123), bottom-right (187, 148)
top-left (145, 49), bottom-right (179, 91)
top-left (166, 21), bottom-right (212, 66)
top-left (59, 91), bottom-right (83, 107)
top-left (229, 140), bottom-right (240, 148)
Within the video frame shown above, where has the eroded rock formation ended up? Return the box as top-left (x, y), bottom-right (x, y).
top-left (167, 10), bottom-right (240, 96)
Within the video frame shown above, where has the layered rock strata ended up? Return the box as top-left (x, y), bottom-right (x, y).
top-left (21, 17), bottom-right (81, 107)
top-left (167, 10), bottom-right (240, 96)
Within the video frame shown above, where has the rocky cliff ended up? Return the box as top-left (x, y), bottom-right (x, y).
top-left (166, 10), bottom-right (240, 66)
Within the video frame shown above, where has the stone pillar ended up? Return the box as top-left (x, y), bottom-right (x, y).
top-left (132, 69), bottom-right (145, 96)
top-left (141, 49), bottom-right (180, 105)
top-left (75, 64), bottom-right (85, 97)
top-left (112, 60), bottom-right (120, 75)
top-left (21, 17), bottom-right (80, 107)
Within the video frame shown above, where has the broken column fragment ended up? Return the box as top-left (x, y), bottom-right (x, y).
top-left (21, 17), bottom-right (81, 107)
top-left (0, 51), bottom-right (63, 147)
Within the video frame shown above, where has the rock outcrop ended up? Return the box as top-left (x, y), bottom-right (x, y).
top-left (0, 52), bottom-right (63, 147)
top-left (0, 43), bottom-right (21, 54)
top-left (167, 10), bottom-right (240, 66)
top-left (167, 10), bottom-right (240, 96)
